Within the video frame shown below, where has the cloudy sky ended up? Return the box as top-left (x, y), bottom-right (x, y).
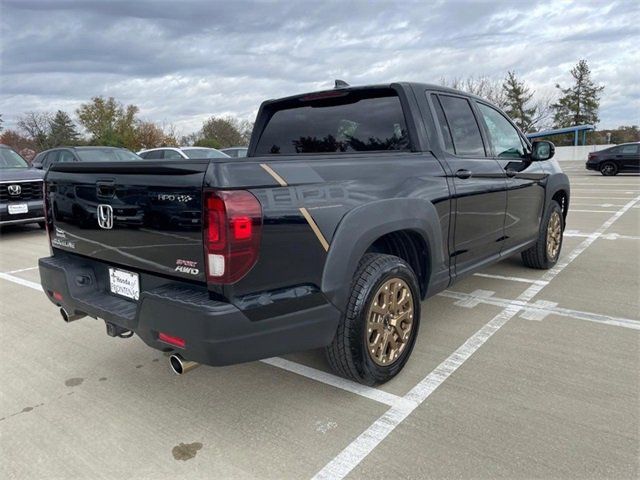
top-left (1, 0), bottom-right (638, 136)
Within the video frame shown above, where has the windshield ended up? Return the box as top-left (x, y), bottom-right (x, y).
top-left (183, 148), bottom-right (229, 159)
top-left (76, 148), bottom-right (142, 162)
top-left (0, 148), bottom-right (29, 168)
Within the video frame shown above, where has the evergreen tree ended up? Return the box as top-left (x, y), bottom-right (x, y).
top-left (49, 110), bottom-right (80, 147)
top-left (552, 60), bottom-right (604, 128)
top-left (502, 71), bottom-right (537, 132)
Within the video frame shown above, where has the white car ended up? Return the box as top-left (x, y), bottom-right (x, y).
top-left (137, 147), bottom-right (230, 160)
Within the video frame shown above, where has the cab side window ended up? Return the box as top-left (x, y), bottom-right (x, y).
top-left (163, 149), bottom-right (183, 160)
top-left (43, 150), bottom-right (60, 168)
top-left (431, 95), bottom-right (454, 154)
top-left (436, 94), bottom-right (486, 157)
top-left (58, 150), bottom-right (76, 163)
top-left (143, 150), bottom-right (164, 160)
top-left (476, 103), bottom-right (527, 159)
top-left (621, 144), bottom-right (639, 155)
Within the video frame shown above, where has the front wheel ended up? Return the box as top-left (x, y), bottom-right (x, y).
top-left (325, 253), bottom-right (421, 385)
top-left (521, 200), bottom-right (564, 269)
top-left (600, 161), bottom-right (618, 176)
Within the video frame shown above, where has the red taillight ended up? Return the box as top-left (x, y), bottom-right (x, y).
top-left (203, 190), bottom-right (262, 284)
top-left (158, 332), bottom-right (186, 349)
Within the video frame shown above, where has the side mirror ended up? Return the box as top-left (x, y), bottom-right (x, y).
top-left (531, 140), bottom-right (555, 161)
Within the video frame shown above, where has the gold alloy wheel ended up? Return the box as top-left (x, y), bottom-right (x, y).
top-left (366, 278), bottom-right (414, 366)
top-left (546, 211), bottom-right (562, 261)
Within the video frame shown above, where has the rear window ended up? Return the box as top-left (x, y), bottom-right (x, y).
top-left (255, 89), bottom-right (410, 155)
top-left (76, 148), bottom-right (141, 162)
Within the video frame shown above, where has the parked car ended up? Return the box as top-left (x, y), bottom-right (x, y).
top-left (585, 142), bottom-right (640, 175)
top-left (0, 144), bottom-right (45, 229)
top-left (32, 146), bottom-right (142, 170)
top-left (38, 82), bottom-right (568, 385)
top-left (220, 147), bottom-right (248, 158)
top-left (137, 147), bottom-right (230, 160)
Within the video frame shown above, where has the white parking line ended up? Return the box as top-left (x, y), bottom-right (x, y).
top-left (6, 266), bottom-right (39, 274)
top-left (0, 269), bottom-right (399, 408)
top-left (473, 272), bottom-right (548, 286)
top-left (571, 189), bottom-right (638, 193)
top-left (572, 196), bottom-right (637, 200)
top-left (439, 290), bottom-right (640, 330)
top-left (570, 209), bottom-right (618, 213)
top-left (571, 183), bottom-right (640, 187)
top-left (0, 272), bottom-right (43, 291)
top-left (564, 230), bottom-right (640, 241)
top-left (313, 194), bottom-right (640, 480)
top-left (260, 357), bottom-right (412, 409)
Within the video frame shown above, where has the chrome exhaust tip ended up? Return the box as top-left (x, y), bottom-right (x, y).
top-left (169, 354), bottom-right (199, 375)
top-left (60, 307), bottom-right (86, 323)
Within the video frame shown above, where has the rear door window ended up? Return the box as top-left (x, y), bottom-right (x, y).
top-left (143, 150), bottom-right (164, 160)
top-left (58, 150), bottom-right (76, 162)
top-left (44, 150), bottom-right (60, 167)
top-left (255, 89), bottom-right (410, 155)
top-left (437, 95), bottom-right (486, 157)
top-left (430, 94), bottom-right (455, 154)
top-left (621, 144), bottom-right (639, 155)
top-left (163, 149), bottom-right (183, 159)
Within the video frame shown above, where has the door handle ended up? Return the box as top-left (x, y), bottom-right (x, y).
top-left (505, 168), bottom-right (517, 178)
top-left (455, 169), bottom-right (472, 179)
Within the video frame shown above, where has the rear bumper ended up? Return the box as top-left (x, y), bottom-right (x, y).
top-left (0, 199), bottom-right (45, 225)
top-left (39, 253), bottom-right (340, 366)
top-left (585, 160), bottom-right (599, 171)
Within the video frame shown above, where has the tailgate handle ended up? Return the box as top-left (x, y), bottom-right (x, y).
top-left (96, 181), bottom-right (116, 198)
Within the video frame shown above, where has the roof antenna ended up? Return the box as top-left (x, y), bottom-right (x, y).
top-left (334, 79), bottom-right (350, 89)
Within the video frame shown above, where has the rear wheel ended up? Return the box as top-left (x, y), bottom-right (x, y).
top-left (521, 200), bottom-right (564, 269)
top-left (600, 161), bottom-right (618, 176)
top-left (325, 253), bottom-right (421, 385)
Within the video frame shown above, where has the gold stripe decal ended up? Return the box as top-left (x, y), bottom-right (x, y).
top-left (299, 207), bottom-right (330, 252)
top-left (259, 163), bottom-right (328, 252)
top-left (260, 163), bottom-right (288, 187)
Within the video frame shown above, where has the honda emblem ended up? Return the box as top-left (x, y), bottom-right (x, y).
top-left (97, 204), bottom-right (113, 229)
top-left (7, 184), bottom-right (21, 196)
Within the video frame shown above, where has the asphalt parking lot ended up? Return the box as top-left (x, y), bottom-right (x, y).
top-left (1, 160), bottom-right (638, 480)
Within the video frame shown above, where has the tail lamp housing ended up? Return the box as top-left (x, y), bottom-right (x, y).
top-left (203, 190), bottom-right (262, 284)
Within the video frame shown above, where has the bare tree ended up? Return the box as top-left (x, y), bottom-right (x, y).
top-left (440, 76), bottom-right (507, 109)
top-left (17, 112), bottom-right (53, 151)
top-left (526, 96), bottom-right (554, 133)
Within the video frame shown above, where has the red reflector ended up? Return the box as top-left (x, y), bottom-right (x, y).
top-left (232, 216), bottom-right (252, 240)
top-left (158, 332), bottom-right (185, 349)
top-left (53, 291), bottom-right (63, 301)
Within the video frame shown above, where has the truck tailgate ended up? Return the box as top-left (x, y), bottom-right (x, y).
top-left (45, 161), bottom-right (209, 282)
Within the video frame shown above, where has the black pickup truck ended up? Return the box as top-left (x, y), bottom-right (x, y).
top-left (39, 82), bottom-right (569, 385)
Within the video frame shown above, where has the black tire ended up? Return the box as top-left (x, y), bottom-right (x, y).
top-left (600, 161), bottom-right (618, 176)
top-left (325, 253), bottom-right (421, 385)
top-left (521, 200), bottom-right (564, 269)
top-left (38, 221), bottom-right (46, 230)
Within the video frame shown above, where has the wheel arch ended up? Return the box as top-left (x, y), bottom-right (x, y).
top-left (321, 198), bottom-right (448, 312)
top-left (544, 173), bottom-right (571, 222)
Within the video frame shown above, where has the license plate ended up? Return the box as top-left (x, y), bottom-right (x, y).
top-left (8, 203), bottom-right (28, 215)
top-left (109, 268), bottom-right (139, 301)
